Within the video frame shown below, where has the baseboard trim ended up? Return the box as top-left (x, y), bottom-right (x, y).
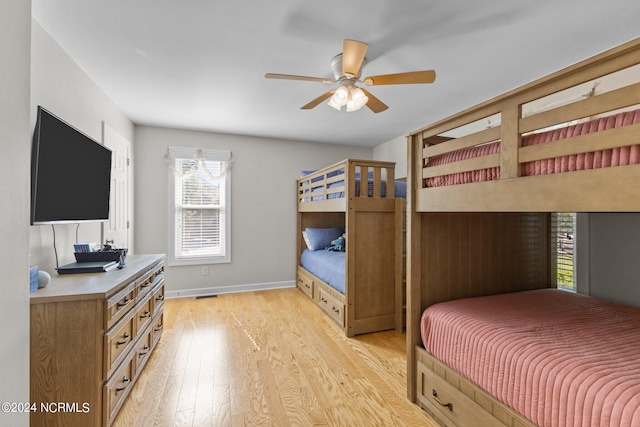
top-left (165, 280), bottom-right (295, 299)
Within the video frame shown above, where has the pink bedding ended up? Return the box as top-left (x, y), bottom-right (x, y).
top-left (425, 108), bottom-right (640, 187)
top-left (420, 289), bottom-right (640, 427)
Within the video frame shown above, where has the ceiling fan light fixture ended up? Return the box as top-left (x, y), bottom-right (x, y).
top-left (328, 86), bottom-right (349, 110)
top-left (346, 87), bottom-right (368, 112)
top-left (335, 86), bottom-right (349, 102)
top-left (327, 96), bottom-right (343, 110)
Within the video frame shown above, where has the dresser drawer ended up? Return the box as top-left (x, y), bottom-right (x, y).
top-left (136, 270), bottom-right (155, 300)
top-left (317, 287), bottom-right (344, 327)
top-left (134, 295), bottom-right (153, 337)
top-left (133, 325), bottom-right (153, 376)
top-left (105, 311), bottom-right (135, 379)
top-left (296, 267), bottom-right (314, 299)
top-left (152, 263), bottom-right (165, 282)
top-left (151, 309), bottom-right (164, 348)
top-left (137, 262), bottom-right (165, 301)
top-left (105, 281), bottom-right (136, 330)
top-left (417, 360), bottom-right (501, 427)
top-left (104, 352), bottom-right (134, 425)
top-left (151, 281), bottom-right (165, 314)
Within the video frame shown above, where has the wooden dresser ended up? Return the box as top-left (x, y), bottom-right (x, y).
top-left (30, 254), bottom-right (165, 427)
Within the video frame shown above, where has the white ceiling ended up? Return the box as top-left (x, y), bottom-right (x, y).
top-left (32, 0), bottom-right (640, 148)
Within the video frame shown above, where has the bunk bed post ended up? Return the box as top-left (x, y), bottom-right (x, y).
top-left (296, 208), bottom-right (303, 265)
top-left (345, 160), bottom-right (356, 336)
top-left (346, 159), bottom-right (356, 199)
top-left (391, 164), bottom-right (403, 333)
top-left (406, 133), bottom-right (422, 402)
top-left (386, 167), bottom-right (396, 198)
top-left (500, 104), bottom-right (522, 180)
top-left (394, 197), bottom-right (404, 333)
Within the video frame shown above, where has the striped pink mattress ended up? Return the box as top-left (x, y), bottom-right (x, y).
top-left (420, 289), bottom-right (640, 427)
top-left (425, 108), bottom-right (640, 187)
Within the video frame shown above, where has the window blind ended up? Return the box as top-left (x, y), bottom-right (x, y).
top-left (175, 159), bottom-right (225, 258)
top-left (168, 147), bottom-right (231, 265)
top-left (552, 212), bottom-right (576, 291)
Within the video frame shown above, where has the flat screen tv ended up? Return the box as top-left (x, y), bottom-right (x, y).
top-left (31, 106), bottom-right (112, 225)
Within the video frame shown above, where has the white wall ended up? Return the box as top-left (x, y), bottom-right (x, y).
top-left (0, 1), bottom-right (31, 425)
top-left (135, 126), bottom-right (371, 296)
top-left (373, 135), bottom-right (407, 179)
top-left (29, 21), bottom-right (134, 274)
top-left (577, 213), bottom-right (640, 307)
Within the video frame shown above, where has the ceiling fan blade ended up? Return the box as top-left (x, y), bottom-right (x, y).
top-left (342, 39), bottom-right (368, 78)
top-left (363, 70), bottom-right (436, 86)
top-left (360, 88), bottom-right (389, 113)
top-left (301, 91), bottom-right (335, 110)
top-left (265, 73), bottom-right (333, 84)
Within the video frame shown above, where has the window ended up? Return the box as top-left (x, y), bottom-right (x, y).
top-left (552, 212), bottom-right (576, 291)
top-left (167, 147), bottom-right (231, 265)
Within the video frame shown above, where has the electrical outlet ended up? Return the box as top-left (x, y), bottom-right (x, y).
top-left (202, 266), bottom-right (209, 276)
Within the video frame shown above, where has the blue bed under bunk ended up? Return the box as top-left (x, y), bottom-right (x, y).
top-left (300, 249), bottom-right (346, 294)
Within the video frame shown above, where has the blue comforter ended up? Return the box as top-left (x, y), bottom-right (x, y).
top-left (300, 249), bottom-right (345, 294)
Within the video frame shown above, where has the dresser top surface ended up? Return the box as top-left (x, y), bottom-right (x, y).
top-left (30, 254), bottom-right (165, 304)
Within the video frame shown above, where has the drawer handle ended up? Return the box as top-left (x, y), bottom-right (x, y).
top-left (432, 389), bottom-right (453, 411)
top-left (155, 294), bottom-right (164, 302)
top-left (117, 298), bottom-right (131, 308)
top-left (332, 306), bottom-right (340, 313)
top-left (320, 297), bottom-right (328, 303)
top-left (138, 345), bottom-right (150, 357)
top-left (305, 283), bottom-right (311, 289)
top-left (116, 333), bottom-right (131, 347)
top-left (139, 310), bottom-right (151, 319)
top-left (141, 280), bottom-right (152, 288)
top-left (154, 323), bottom-right (163, 332)
top-left (115, 376), bottom-right (130, 394)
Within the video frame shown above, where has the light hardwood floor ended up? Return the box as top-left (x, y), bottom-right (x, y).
top-left (111, 287), bottom-right (437, 427)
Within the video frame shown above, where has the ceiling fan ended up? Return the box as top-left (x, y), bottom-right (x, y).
top-left (265, 39), bottom-right (436, 113)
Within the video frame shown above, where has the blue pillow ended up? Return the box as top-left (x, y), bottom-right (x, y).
top-left (303, 227), bottom-right (344, 251)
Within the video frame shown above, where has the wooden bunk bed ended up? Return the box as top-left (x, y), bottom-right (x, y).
top-left (406, 37), bottom-right (640, 427)
top-left (296, 159), bottom-right (405, 336)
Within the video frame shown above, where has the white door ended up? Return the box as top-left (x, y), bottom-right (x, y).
top-left (102, 123), bottom-right (130, 250)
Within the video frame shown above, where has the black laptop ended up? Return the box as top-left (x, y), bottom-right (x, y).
top-left (57, 261), bottom-right (118, 274)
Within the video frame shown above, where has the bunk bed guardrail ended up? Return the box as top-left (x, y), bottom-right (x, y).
top-left (298, 159), bottom-right (398, 211)
top-left (409, 37), bottom-right (640, 212)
